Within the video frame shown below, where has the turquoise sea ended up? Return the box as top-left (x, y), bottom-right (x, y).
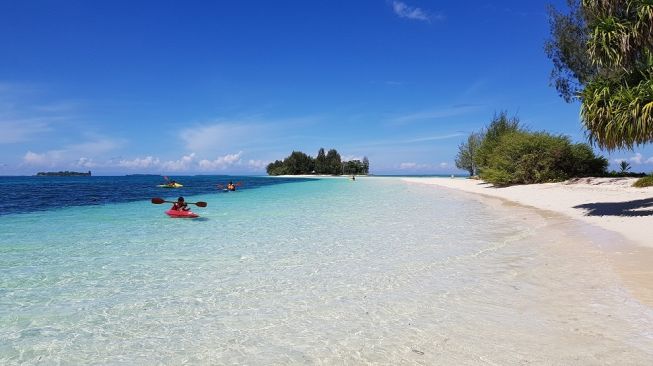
top-left (1, 177), bottom-right (652, 364)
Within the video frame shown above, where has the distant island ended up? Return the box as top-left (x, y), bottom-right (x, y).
top-left (267, 148), bottom-right (369, 176)
top-left (35, 171), bottom-right (92, 176)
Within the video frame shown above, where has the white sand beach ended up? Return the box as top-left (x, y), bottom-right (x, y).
top-left (403, 177), bottom-right (653, 249)
top-left (403, 177), bottom-right (653, 306)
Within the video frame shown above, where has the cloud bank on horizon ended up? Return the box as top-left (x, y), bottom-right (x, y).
top-left (1, 1), bottom-right (653, 176)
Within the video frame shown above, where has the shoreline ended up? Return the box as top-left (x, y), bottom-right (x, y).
top-left (402, 176), bottom-right (653, 306)
top-left (402, 177), bottom-right (653, 248)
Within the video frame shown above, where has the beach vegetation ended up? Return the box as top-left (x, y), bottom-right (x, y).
top-left (460, 112), bottom-right (608, 185)
top-left (474, 111), bottom-right (521, 169)
top-left (544, 0), bottom-right (596, 102)
top-left (619, 161), bottom-right (631, 174)
top-left (479, 130), bottom-right (608, 185)
top-left (633, 175), bottom-right (653, 187)
top-left (455, 132), bottom-right (482, 176)
top-left (326, 149), bottom-right (342, 175)
top-left (604, 170), bottom-right (646, 178)
top-left (315, 148), bottom-right (327, 174)
top-left (546, 0), bottom-right (653, 150)
top-left (266, 148), bottom-right (369, 176)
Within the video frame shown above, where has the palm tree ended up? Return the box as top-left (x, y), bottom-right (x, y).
top-left (579, 0), bottom-right (653, 150)
top-left (619, 160), bottom-right (631, 174)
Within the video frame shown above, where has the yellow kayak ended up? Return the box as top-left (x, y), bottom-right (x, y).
top-left (157, 183), bottom-right (183, 188)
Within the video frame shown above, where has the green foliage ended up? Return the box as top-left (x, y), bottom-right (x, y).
top-left (342, 160), bottom-right (365, 175)
top-left (479, 131), bottom-right (607, 185)
top-left (315, 148), bottom-right (327, 174)
top-left (265, 151), bottom-right (314, 175)
top-left (286, 151), bottom-right (315, 175)
top-left (581, 70), bottom-right (653, 149)
top-left (266, 160), bottom-right (287, 176)
top-left (633, 175), bottom-right (653, 187)
top-left (325, 149), bottom-right (342, 175)
top-left (266, 148), bottom-right (369, 176)
top-left (605, 170), bottom-right (646, 178)
top-left (474, 111), bottom-right (521, 170)
top-left (455, 132), bottom-right (482, 176)
top-left (544, 0), bottom-right (597, 102)
top-left (546, 0), bottom-right (653, 149)
top-left (619, 160), bottom-right (632, 173)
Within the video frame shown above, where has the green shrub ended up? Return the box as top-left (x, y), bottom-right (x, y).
top-left (479, 131), bottom-right (607, 185)
top-left (633, 175), bottom-right (653, 188)
top-left (474, 111), bottom-right (521, 169)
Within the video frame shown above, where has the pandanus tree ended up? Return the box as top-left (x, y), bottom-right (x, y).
top-left (546, 0), bottom-right (653, 150)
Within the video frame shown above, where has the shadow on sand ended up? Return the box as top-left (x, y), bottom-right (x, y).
top-left (574, 198), bottom-right (653, 217)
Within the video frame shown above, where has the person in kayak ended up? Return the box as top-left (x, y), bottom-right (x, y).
top-left (227, 181), bottom-right (236, 191)
top-left (171, 197), bottom-right (190, 211)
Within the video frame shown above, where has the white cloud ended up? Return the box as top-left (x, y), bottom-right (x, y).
top-left (248, 159), bottom-right (269, 170)
top-left (392, 1), bottom-right (440, 22)
top-left (399, 162), bottom-right (432, 170)
top-left (342, 155), bottom-right (363, 162)
top-left (68, 139), bottom-right (123, 155)
top-left (613, 153), bottom-right (653, 165)
top-left (404, 133), bottom-right (465, 143)
top-left (118, 156), bottom-right (161, 169)
top-left (161, 153), bottom-right (196, 172)
top-left (0, 118), bottom-right (53, 144)
top-left (117, 152), bottom-right (247, 172)
top-left (21, 138), bottom-right (124, 167)
top-left (23, 151), bottom-right (56, 166)
top-left (0, 83), bottom-right (78, 144)
top-left (390, 105), bottom-right (480, 125)
top-left (180, 122), bottom-right (264, 152)
top-left (76, 157), bottom-right (96, 168)
top-left (399, 162), bottom-right (417, 169)
top-left (399, 162), bottom-right (450, 171)
top-left (197, 151), bottom-right (243, 171)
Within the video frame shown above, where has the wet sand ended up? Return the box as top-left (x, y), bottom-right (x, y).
top-left (403, 177), bottom-right (653, 308)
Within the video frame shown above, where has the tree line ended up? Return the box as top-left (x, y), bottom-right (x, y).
top-left (266, 148), bottom-right (369, 176)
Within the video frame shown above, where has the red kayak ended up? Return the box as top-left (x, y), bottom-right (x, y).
top-left (165, 209), bottom-right (199, 218)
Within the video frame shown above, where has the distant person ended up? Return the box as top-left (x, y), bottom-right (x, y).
top-left (227, 181), bottom-right (236, 191)
top-left (171, 197), bottom-right (189, 211)
top-left (351, 175), bottom-right (356, 181)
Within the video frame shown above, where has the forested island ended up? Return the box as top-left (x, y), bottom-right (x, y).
top-left (35, 171), bottom-right (92, 176)
top-left (267, 148), bottom-right (369, 176)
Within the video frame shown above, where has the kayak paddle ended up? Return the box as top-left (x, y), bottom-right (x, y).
top-left (151, 197), bottom-right (207, 207)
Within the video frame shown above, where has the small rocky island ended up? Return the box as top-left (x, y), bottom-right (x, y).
top-left (35, 170), bottom-right (92, 176)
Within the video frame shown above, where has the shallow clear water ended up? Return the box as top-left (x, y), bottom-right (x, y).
top-left (1, 177), bottom-right (652, 364)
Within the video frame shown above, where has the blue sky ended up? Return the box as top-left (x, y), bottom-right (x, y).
top-left (1, 0), bottom-right (652, 175)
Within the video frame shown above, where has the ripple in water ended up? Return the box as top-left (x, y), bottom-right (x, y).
top-left (0, 178), bottom-right (651, 364)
